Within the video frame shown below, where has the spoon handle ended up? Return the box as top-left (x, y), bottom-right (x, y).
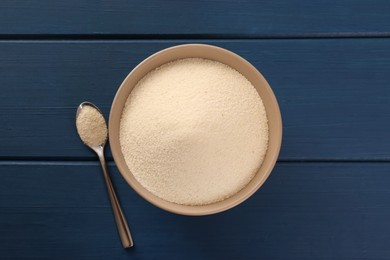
top-left (97, 151), bottom-right (134, 248)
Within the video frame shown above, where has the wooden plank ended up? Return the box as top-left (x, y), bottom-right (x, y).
top-left (0, 0), bottom-right (390, 36)
top-left (0, 162), bottom-right (389, 258)
top-left (1, 40), bottom-right (389, 160)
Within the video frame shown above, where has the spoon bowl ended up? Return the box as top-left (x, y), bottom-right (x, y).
top-left (76, 102), bottom-right (107, 151)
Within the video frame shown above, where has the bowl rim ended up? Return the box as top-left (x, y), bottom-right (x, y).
top-left (109, 44), bottom-right (282, 216)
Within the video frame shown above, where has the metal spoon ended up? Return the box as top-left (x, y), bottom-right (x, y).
top-left (76, 101), bottom-right (133, 248)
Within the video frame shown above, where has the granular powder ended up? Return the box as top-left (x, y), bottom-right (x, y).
top-left (120, 58), bottom-right (268, 205)
top-left (76, 105), bottom-right (107, 147)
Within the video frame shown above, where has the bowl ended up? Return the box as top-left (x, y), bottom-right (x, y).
top-left (109, 44), bottom-right (282, 216)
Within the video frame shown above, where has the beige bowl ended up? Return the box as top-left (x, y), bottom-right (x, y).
top-left (109, 44), bottom-right (282, 216)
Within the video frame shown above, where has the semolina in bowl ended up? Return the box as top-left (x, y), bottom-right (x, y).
top-left (109, 44), bottom-right (282, 216)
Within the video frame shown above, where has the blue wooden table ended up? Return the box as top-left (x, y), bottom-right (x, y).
top-left (1, 1), bottom-right (390, 259)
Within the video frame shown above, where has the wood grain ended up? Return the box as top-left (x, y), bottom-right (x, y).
top-left (1, 0), bottom-right (389, 259)
top-left (0, 0), bottom-right (389, 36)
top-left (0, 40), bottom-right (390, 160)
top-left (0, 162), bottom-right (389, 259)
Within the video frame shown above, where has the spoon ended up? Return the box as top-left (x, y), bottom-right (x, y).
top-left (76, 101), bottom-right (133, 248)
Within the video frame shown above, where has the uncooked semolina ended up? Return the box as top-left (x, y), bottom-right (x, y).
top-left (120, 58), bottom-right (268, 205)
top-left (76, 105), bottom-right (107, 147)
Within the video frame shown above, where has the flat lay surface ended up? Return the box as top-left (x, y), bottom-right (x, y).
top-left (1, 1), bottom-right (390, 259)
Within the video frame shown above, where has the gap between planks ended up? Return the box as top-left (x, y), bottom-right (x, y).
top-left (0, 32), bottom-right (390, 41)
top-left (0, 159), bottom-right (390, 166)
